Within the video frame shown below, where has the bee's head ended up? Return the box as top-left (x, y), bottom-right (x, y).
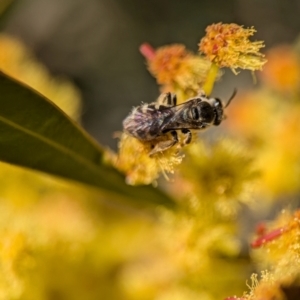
top-left (185, 90), bottom-right (236, 127)
top-left (186, 98), bottom-right (223, 126)
top-left (207, 89), bottom-right (236, 125)
top-left (187, 99), bottom-right (215, 125)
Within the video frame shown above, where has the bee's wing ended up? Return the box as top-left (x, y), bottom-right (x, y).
top-left (161, 99), bottom-right (210, 131)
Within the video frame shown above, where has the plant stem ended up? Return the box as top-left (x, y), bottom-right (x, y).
top-left (202, 62), bottom-right (219, 96)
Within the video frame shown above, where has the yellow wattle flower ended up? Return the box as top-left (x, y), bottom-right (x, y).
top-left (116, 132), bottom-right (183, 185)
top-left (199, 23), bottom-right (267, 74)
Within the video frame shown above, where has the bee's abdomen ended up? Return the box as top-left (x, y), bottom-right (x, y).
top-left (123, 105), bottom-right (164, 141)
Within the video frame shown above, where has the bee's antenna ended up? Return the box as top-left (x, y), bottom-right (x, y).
top-left (225, 89), bottom-right (237, 108)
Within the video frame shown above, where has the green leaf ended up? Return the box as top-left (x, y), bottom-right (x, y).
top-left (0, 71), bottom-right (175, 208)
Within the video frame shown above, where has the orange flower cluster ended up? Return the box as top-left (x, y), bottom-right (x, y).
top-left (146, 44), bottom-right (191, 85)
top-left (199, 23), bottom-right (266, 73)
top-left (140, 43), bottom-right (211, 98)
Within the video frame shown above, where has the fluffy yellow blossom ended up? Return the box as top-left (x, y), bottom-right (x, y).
top-left (175, 140), bottom-right (256, 217)
top-left (227, 270), bottom-right (299, 300)
top-left (120, 205), bottom-right (245, 300)
top-left (199, 23), bottom-right (266, 74)
top-left (242, 272), bottom-right (284, 300)
top-left (115, 132), bottom-right (183, 185)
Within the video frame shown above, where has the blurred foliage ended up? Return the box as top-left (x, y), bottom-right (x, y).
top-left (0, 33), bottom-right (81, 121)
top-left (0, 21), bottom-right (299, 300)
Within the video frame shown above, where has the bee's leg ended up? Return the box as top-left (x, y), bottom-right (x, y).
top-left (181, 129), bottom-right (192, 145)
top-left (157, 92), bottom-right (177, 107)
top-left (169, 94), bottom-right (177, 106)
top-left (149, 131), bottom-right (178, 156)
top-left (197, 90), bottom-right (207, 97)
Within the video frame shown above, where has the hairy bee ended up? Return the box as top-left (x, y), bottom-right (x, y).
top-left (123, 91), bottom-right (235, 156)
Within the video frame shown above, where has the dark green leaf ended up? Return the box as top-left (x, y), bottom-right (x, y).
top-left (0, 71), bottom-right (175, 208)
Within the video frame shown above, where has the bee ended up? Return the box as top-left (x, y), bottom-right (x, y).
top-left (123, 90), bottom-right (236, 156)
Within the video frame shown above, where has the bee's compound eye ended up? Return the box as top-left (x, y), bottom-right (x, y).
top-left (166, 93), bottom-right (172, 103)
top-left (214, 98), bottom-right (223, 107)
top-left (191, 107), bottom-right (200, 120)
top-left (199, 102), bottom-right (215, 123)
